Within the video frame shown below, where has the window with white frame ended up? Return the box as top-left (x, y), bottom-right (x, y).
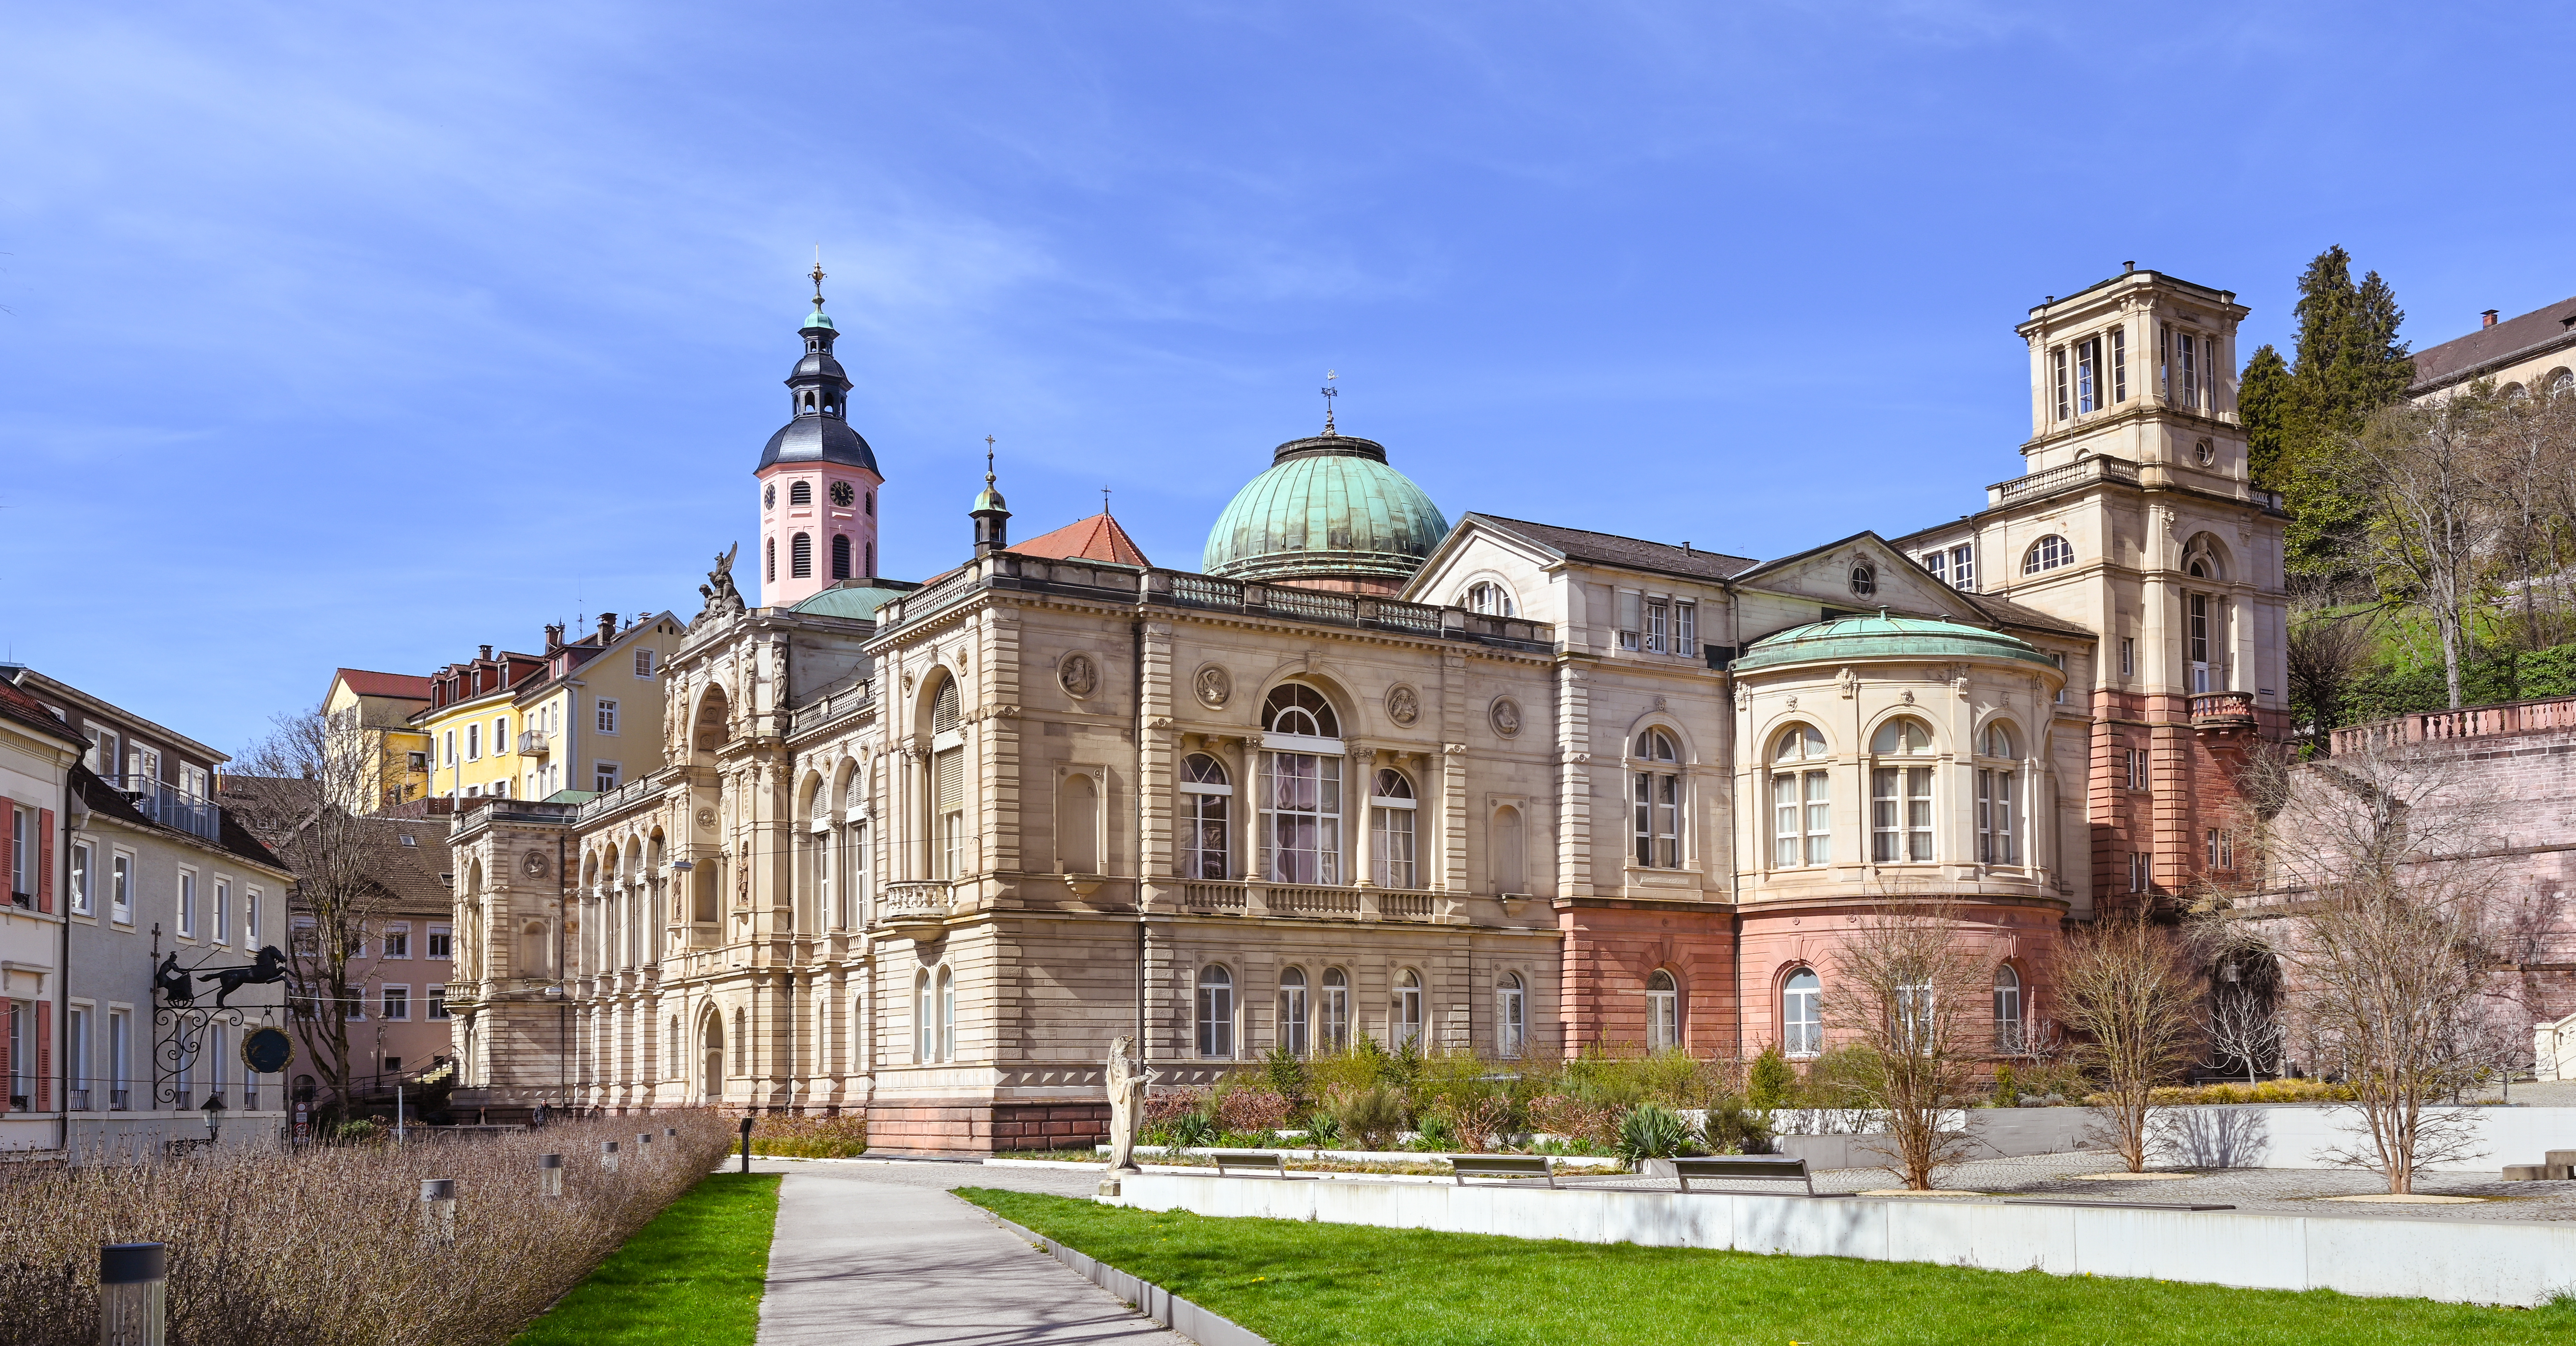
top-left (1321, 967), bottom-right (1350, 1049)
top-left (466, 724), bottom-right (480, 761)
top-left (937, 967), bottom-right (956, 1060)
top-left (1976, 721), bottom-right (2020, 866)
top-left (1646, 969), bottom-right (1679, 1050)
top-left (2076, 335), bottom-right (2101, 413)
top-left (1179, 753), bottom-right (1231, 880)
top-left (1897, 980), bottom-right (1935, 1050)
top-left (383, 923), bottom-right (410, 959)
top-left (2119, 636), bottom-right (2136, 678)
top-left (2051, 345), bottom-right (2070, 419)
top-left (2111, 327), bottom-right (2128, 402)
top-left (2188, 591), bottom-right (2213, 693)
top-left (1393, 969), bottom-right (1423, 1048)
top-left (930, 679), bottom-right (966, 881)
top-left (111, 854), bottom-right (132, 924)
top-left (634, 649), bottom-right (655, 678)
top-left (1770, 725), bottom-right (1831, 867)
top-left (245, 889), bottom-right (261, 945)
top-left (178, 869), bottom-right (197, 937)
top-left (212, 880), bottom-right (231, 945)
top-left (913, 971), bottom-right (934, 1062)
top-left (70, 842), bottom-right (91, 916)
top-left (493, 717), bottom-right (508, 754)
top-left (1257, 684), bottom-right (1343, 884)
top-left (2129, 851), bottom-right (2150, 893)
top-left (1783, 968), bottom-right (1822, 1055)
top-left (2125, 747), bottom-right (2149, 791)
top-left (443, 730), bottom-right (456, 766)
top-left (1278, 967), bottom-right (1309, 1057)
top-left (1950, 544), bottom-right (1976, 591)
top-left (1923, 549), bottom-right (1948, 584)
top-left (1370, 769), bottom-right (1417, 888)
top-left (2207, 829), bottom-right (2236, 871)
top-left (596, 699), bottom-right (618, 734)
top-left (595, 761), bottom-right (620, 792)
top-left (1674, 602), bottom-right (1696, 656)
top-left (427, 923), bottom-right (452, 959)
top-left (1869, 717), bottom-right (1935, 862)
top-left (427, 985), bottom-right (449, 1020)
top-left (1644, 600), bottom-right (1669, 653)
top-left (1632, 729), bottom-right (1681, 868)
top-left (1497, 973), bottom-right (1526, 1058)
top-left (1617, 590), bottom-right (1642, 651)
top-left (382, 985), bottom-right (410, 1021)
top-left (1463, 581), bottom-right (1516, 616)
top-left (2023, 535), bottom-right (2073, 574)
top-left (1196, 965), bottom-right (1234, 1058)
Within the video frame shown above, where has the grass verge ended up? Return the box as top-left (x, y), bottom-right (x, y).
top-left (957, 1188), bottom-right (2576, 1345)
top-left (513, 1173), bottom-right (781, 1345)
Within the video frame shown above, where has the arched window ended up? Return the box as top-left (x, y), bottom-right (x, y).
top-left (1393, 969), bottom-right (1423, 1049)
top-left (1771, 725), bottom-right (1831, 868)
top-left (1370, 769), bottom-right (1417, 888)
top-left (790, 480), bottom-right (813, 506)
top-left (865, 541), bottom-right (874, 575)
top-left (1259, 685), bottom-right (1343, 883)
top-left (765, 537), bottom-right (776, 583)
top-left (1196, 965), bottom-right (1234, 1059)
top-left (1782, 968), bottom-right (1821, 1056)
top-left (2022, 535), bottom-right (2073, 574)
top-left (831, 534), bottom-right (852, 579)
top-left (1321, 967), bottom-right (1350, 1050)
top-left (1976, 722), bottom-right (2020, 866)
top-left (1870, 717), bottom-right (1935, 863)
top-left (2503, 382), bottom-right (2529, 402)
top-left (931, 679), bottom-right (961, 734)
top-left (1994, 965), bottom-right (2024, 1053)
top-left (1492, 805), bottom-right (1526, 895)
top-left (913, 970), bottom-right (934, 1062)
top-left (1646, 969), bottom-right (1678, 1051)
top-left (2551, 368), bottom-right (2575, 398)
top-left (929, 679), bottom-right (965, 880)
top-left (1497, 973), bottom-right (1526, 1058)
top-left (937, 966), bottom-right (957, 1061)
top-left (1278, 967), bottom-right (1309, 1057)
top-left (1463, 581), bottom-right (1517, 616)
top-left (1632, 729), bottom-right (1681, 868)
top-left (1180, 754), bottom-right (1231, 880)
top-left (701, 1012), bottom-right (725, 1100)
top-left (791, 532), bottom-right (813, 579)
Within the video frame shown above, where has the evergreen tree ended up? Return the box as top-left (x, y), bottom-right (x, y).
top-left (2241, 343), bottom-right (2290, 488)
top-left (2260, 245), bottom-right (2416, 587)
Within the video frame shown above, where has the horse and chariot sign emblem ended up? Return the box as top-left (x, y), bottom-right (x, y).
top-left (151, 935), bottom-right (295, 1109)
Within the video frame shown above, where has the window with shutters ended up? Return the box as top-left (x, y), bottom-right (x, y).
top-left (790, 480), bottom-right (813, 506)
top-left (791, 532), bottom-right (813, 578)
top-left (1617, 590), bottom-right (1642, 650)
top-left (831, 534), bottom-right (851, 579)
top-left (933, 748), bottom-right (965, 880)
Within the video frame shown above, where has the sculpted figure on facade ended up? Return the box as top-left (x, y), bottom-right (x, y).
top-left (1105, 1035), bottom-right (1153, 1172)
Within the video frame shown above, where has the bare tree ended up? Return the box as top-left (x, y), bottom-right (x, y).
top-left (1824, 900), bottom-right (1991, 1190)
top-left (225, 706), bottom-right (415, 1111)
top-left (2338, 399), bottom-right (2500, 709)
top-left (2204, 985), bottom-right (2283, 1087)
top-left (2215, 738), bottom-right (2525, 1192)
top-left (2285, 607), bottom-right (2377, 752)
top-left (2473, 386), bottom-right (2576, 654)
top-left (2053, 914), bottom-right (2202, 1172)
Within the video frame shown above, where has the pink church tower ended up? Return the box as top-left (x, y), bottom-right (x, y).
top-left (754, 261), bottom-right (884, 607)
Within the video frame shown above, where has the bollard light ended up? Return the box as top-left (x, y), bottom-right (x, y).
top-left (100, 1242), bottom-right (167, 1346)
top-left (739, 1115), bottom-right (754, 1174)
top-left (537, 1153), bottom-right (564, 1198)
top-left (419, 1179), bottom-right (457, 1244)
top-left (601, 1140), bottom-right (620, 1174)
top-left (638, 1131), bottom-right (653, 1160)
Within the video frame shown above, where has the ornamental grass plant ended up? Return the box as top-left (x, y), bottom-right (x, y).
top-left (0, 1113), bottom-right (736, 1346)
top-left (745, 1113), bottom-right (870, 1158)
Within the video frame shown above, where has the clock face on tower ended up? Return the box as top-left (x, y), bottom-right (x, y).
top-left (830, 480), bottom-right (855, 507)
top-left (764, 483), bottom-right (776, 509)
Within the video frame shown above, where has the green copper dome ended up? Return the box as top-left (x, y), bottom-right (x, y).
top-left (1733, 613), bottom-right (2059, 674)
top-left (1203, 435), bottom-right (1449, 586)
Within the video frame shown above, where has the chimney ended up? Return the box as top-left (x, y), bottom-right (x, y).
top-left (2483, 309), bottom-right (2500, 329)
top-left (598, 613), bottom-right (618, 644)
top-left (2123, 261), bottom-right (2135, 273)
top-left (478, 644), bottom-right (493, 661)
top-left (545, 624), bottom-right (564, 651)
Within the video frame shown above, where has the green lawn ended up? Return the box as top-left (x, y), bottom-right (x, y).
top-left (513, 1173), bottom-right (781, 1345)
top-left (957, 1188), bottom-right (2576, 1346)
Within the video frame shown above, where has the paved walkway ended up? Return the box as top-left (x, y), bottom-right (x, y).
top-left (755, 1158), bottom-right (1189, 1345)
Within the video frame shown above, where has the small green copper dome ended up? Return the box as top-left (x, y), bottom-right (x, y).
top-left (1733, 613), bottom-right (2059, 674)
top-left (972, 484), bottom-right (1006, 512)
top-left (801, 308), bottom-right (836, 331)
top-left (1203, 435), bottom-right (1448, 586)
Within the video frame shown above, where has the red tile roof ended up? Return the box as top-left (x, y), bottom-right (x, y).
top-left (335, 668), bottom-right (435, 700)
top-left (1009, 513), bottom-right (1152, 568)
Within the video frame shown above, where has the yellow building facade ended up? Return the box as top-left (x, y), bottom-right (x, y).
top-left (323, 669), bottom-right (435, 811)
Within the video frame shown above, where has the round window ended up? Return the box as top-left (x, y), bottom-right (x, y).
top-left (2194, 438), bottom-right (2215, 466)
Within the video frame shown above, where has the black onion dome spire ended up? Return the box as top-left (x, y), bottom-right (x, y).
top-left (756, 263), bottom-right (880, 473)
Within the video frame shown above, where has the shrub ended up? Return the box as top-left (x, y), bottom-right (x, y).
top-left (1258, 1044), bottom-right (1311, 1113)
top-left (747, 1114), bottom-right (869, 1158)
top-left (1445, 1093), bottom-right (1514, 1153)
top-left (1331, 1085), bottom-right (1409, 1151)
top-left (0, 1114), bottom-right (734, 1346)
top-left (1746, 1045), bottom-right (1797, 1110)
top-left (1615, 1103), bottom-right (1695, 1162)
top-left (1142, 1087), bottom-right (1209, 1131)
top-left (1700, 1101), bottom-right (1770, 1154)
top-left (1991, 1063), bottom-right (2021, 1108)
top-left (1801, 1045), bottom-right (1881, 1109)
top-left (1301, 1111), bottom-right (1343, 1147)
top-left (1213, 1085), bottom-right (1291, 1136)
top-left (1527, 1094), bottom-right (1616, 1149)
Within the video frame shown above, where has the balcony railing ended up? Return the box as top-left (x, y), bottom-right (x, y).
top-left (110, 1088), bottom-right (131, 1111)
top-left (1180, 880), bottom-right (1441, 922)
top-left (516, 729), bottom-right (549, 756)
top-left (68, 1088), bottom-right (89, 1111)
top-left (1988, 454), bottom-right (2141, 507)
top-left (788, 677), bottom-right (876, 738)
top-left (113, 775), bottom-right (222, 841)
top-left (2330, 692), bottom-right (2576, 756)
top-left (2189, 692), bottom-right (2257, 728)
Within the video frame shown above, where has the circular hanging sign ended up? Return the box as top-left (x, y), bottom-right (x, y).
top-left (241, 1026), bottom-right (295, 1076)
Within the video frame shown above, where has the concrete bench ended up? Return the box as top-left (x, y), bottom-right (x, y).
top-left (1210, 1151), bottom-right (1288, 1178)
top-left (1450, 1155), bottom-right (1557, 1188)
top-left (1670, 1155), bottom-right (1813, 1196)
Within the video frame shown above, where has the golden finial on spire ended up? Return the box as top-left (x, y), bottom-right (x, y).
top-left (810, 244), bottom-right (827, 308)
top-left (1321, 369), bottom-right (1338, 436)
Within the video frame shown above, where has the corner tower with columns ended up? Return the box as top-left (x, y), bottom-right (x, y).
top-left (756, 265), bottom-right (885, 607)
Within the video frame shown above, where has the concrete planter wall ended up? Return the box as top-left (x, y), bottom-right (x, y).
top-left (1110, 1171), bottom-right (2576, 1307)
top-left (1766, 1105), bottom-right (2574, 1173)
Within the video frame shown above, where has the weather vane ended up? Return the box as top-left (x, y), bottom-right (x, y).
top-left (1321, 369), bottom-right (1338, 436)
top-left (810, 245), bottom-right (827, 307)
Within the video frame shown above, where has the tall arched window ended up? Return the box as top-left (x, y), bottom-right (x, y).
top-left (1278, 967), bottom-right (1309, 1057)
top-left (1633, 729), bottom-right (1681, 868)
top-left (1770, 725), bottom-right (1831, 867)
top-left (766, 537), bottom-right (776, 583)
top-left (1321, 967), bottom-right (1350, 1049)
top-left (937, 966), bottom-right (956, 1061)
top-left (1646, 969), bottom-right (1679, 1050)
top-left (1180, 754), bottom-right (1231, 879)
top-left (1782, 968), bottom-right (1821, 1056)
top-left (1259, 685), bottom-right (1343, 883)
top-left (1370, 769), bottom-right (1416, 888)
top-left (1393, 969), bottom-right (1423, 1049)
top-left (1993, 965), bottom-right (2024, 1053)
top-left (1870, 717), bottom-right (1935, 863)
top-left (1976, 721), bottom-right (2020, 866)
top-left (1196, 965), bottom-right (1234, 1059)
top-left (791, 532), bottom-right (814, 579)
top-left (1463, 581), bottom-right (1516, 616)
top-left (831, 534), bottom-right (852, 579)
top-left (913, 970), bottom-right (933, 1062)
top-left (2022, 535), bottom-right (2073, 574)
top-left (702, 1012), bottom-right (725, 1100)
top-left (789, 480), bottom-right (813, 506)
top-left (930, 679), bottom-right (965, 880)
top-left (1497, 973), bottom-right (1526, 1058)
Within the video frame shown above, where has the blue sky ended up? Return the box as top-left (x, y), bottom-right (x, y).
top-left (4, 2), bottom-right (2568, 754)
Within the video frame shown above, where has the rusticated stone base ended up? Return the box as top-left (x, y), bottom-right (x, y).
top-left (865, 1098), bottom-right (1110, 1156)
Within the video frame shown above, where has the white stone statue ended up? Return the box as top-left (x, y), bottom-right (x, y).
top-left (1105, 1035), bottom-right (1155, 1172)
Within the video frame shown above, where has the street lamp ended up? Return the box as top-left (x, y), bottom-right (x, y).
top-left (200, 1094), bottom-right (225, 1146)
